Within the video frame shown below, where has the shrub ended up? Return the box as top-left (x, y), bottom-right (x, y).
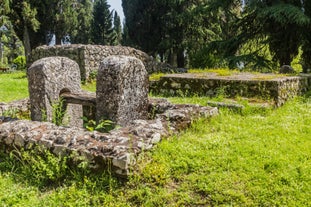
top-left (12, 56), bottom-right (26, 70)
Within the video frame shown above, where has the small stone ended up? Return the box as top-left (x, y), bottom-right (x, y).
top-left (151, 133), bottom-right (161, 144)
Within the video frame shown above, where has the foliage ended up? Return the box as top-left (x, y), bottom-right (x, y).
top-left (91, 0), bottom-right (115, 45)
top-left (82, 117), bottom-right (115, 133)
top-left (206, 0), bottom-right (311, 70)
top-left (122, 0), bottom-right (209, 67)
top-left (71, 0), bottom-right (94, 44)
top-left (12, 56), bottom-right (26, 70)
top-left (112, 11), bottom-right (122, 45)
top-left (51, 98), bottom-right (66, 126)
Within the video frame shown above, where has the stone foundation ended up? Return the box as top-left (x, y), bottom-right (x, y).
top-left (150, 73), bottom-right (311, 107)
top-left (0, 99), bottom-right (218, 177)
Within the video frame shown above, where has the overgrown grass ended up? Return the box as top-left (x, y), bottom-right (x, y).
top-left (0, 70), bottom-right (310, 206)
top-left (0, 96), bottom-right (310, 206)
top-left (0, 72), bottom-right (28, 102)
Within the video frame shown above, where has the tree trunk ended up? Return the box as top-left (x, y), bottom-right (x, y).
top-left (177, 49), bottom-right (185, 68)
top-left (23, 26), bottom-right (32, 64)
top-left (168, 48), bottom-right (177, 67)
top-left (56, 35), bottom-right (62, 45)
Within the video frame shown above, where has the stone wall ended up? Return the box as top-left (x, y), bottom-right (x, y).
top-left (0, 99), bottom-right (29, 116)
top-left (150, 73), bottom-right (311, 107)
top-left (0, 99), bottom-right (218, 177)
top-left (30, 45), bottom-right (160, 80)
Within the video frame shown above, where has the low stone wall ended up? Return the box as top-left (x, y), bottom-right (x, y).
top-left (150, 73), bottom-right (311, 107)
top-left (30, 45), bottom-right (161, 80)
top-left (0, 99), bottom-right (218, 177)
top-left (0, 99), bottom-right (30, 116)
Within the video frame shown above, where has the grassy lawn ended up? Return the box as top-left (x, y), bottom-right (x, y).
top-left (0, 96), bottom-right (310, 206)
top-left (0, 71), bottom-right (310, 206)
top-left (0, 72), bottom-right (29, 102)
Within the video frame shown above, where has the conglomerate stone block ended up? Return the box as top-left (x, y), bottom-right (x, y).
top-left (28, 56), bottom-right (83, 127)
top-left (96, 55), bottom-right (149, 126)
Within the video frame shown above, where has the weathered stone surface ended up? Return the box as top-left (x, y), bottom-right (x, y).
top-left (279, 65), bottom-right (295, 74)
top-left (150, 73), bottom-right (311, 107)
top-left (30, 45), bottom-right (165, 80)
top-left (28, 57), bottom-right (83, 127)
top-left (0, 99), bottom-right (218, 177)
top-left (0, 99), bottom-right (29, 115)
top-left (96, 56), bottom-right (149, 126)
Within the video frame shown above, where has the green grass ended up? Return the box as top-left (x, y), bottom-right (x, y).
top-left (0, 71), bottom-right (96, 103)
top-left (0, 72), bottom-right (29, 102)
top-left (0, 71), bottom-right (310, 206)
top-left (82, 81), bottom-right (96, 92)
top-left (0, 96), bottom-right (310, 206)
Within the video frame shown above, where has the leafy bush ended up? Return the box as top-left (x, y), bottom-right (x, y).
top-left (189, 47), bottom-right (225, 69)
top-left (12, 56), bottom-right (26, 70)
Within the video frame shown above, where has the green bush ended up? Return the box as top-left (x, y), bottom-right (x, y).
top-left (189, 47), bottom-right (225, 69)
top-left (12, 56), bottom-right (26, 70)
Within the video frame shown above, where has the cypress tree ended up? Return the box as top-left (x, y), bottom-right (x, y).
top-left (91, 0), bottom-right (115, 45)
top-left (113, 11), bottom-right (122, 45)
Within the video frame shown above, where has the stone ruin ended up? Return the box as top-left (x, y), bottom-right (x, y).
top-left (0, 55), bottom-right (218, 176)
top-left (28, 57), bottom-right (83, 127)
top-left (150, 72), bottom-right (311, 107)
top-left (30, 44), bottom-right (165, 81)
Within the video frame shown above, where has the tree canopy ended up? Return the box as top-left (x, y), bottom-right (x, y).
top-left (1, 0), bottom-right (311, 72)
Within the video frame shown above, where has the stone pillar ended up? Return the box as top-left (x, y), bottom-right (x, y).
top-left (96, 55), bottom-right (149, 126)
top-left (28, 57), bottom-right (83, 127)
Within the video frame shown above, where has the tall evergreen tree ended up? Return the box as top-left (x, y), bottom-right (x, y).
top-left (113, 11), bottom-right (122, 45)
top-left (91, 0), bottom-right (115, 45)
top-left (5, 0), bottom-right (94, 62)
top-left (71, 0), bottom-right (93, 44)
top-left (122, 0), bottom-right (207, 67)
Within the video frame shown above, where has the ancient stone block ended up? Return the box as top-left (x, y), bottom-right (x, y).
top-left (28, 57), bottom-right (83, 127)
top-left (96, 56), bottom-right (149, 126)
top-left (30, 45), bottom-right (162, 80)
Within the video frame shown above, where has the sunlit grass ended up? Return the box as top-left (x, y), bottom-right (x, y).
top-left (0, 71), bottom-right (28, 102)
top-left (0, 97), bottom-right (310, 206)
top-left (82, 81), bottom-right (96, 92)
top-left (0, 70), bottom-right (310, 206)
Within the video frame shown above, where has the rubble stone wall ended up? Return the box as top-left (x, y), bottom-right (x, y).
top-left (150, 73), bottom-right (311, 107)
top-left (30, 45), bottom-right (159, 80)
top-left (0, 99), bottom-right (218, 176)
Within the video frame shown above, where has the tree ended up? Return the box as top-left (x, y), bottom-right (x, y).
top-left (7, 0), bottom-right (40, 61)
top-left (67, 0), bottom-right (93, 44)
top-left (91, 0), bottom-right (115, 45)
top-left (113, 11), bottom-right (122, 45)
top-left (122, 0), bottom-right (208, 67)
top-left (206, 0), bottom-right (310, 70)
top-left (5, 0), bottom-right (94, 63)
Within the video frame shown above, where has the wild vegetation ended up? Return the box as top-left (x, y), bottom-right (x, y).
top-left (1, 0), bottom-right (311, 72)
top-left (0, 95), bottom-right (310, 206)
top-left (1, 0), bottom-right (311, 205)
top-left (0, 72), bottom-right (310, 206)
